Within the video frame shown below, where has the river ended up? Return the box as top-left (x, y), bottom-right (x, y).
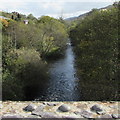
top-left (35, 42), bottom-right (80, 101)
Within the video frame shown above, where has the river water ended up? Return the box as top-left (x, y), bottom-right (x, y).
top-left (35, 42), bottom-right (80, 101)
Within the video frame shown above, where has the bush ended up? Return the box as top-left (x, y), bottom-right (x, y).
top-left (2, 48), bottom-right (48, 100)
top-left (70, 5), bottom-right (119, 100)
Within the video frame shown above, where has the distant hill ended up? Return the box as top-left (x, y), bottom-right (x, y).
top-left (65, 4), bottom-right (114, 22)
top-left (64, 16), bottom-right (78, 21)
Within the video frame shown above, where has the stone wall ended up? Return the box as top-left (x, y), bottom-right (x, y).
top-left (0, 101), bottom-right (119, 119)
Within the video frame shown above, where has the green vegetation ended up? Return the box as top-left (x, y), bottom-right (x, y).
top-left (1, 2), bottom-right (119, 101)
top-left (1, 11), bottom-right (68, 100)
top-left (69, 2), bottom-right (119, 100)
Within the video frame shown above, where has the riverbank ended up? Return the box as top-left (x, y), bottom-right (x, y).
top-left (1, 101), bottom-right (119, 119)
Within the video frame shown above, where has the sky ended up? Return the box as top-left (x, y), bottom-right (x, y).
top-left (0, 0), bottom-right (119, 19)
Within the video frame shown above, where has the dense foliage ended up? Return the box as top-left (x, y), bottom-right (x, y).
top-left (69, 3), bottom-right (119, 100)
top-left (2, 13), bottom-right (68, 100)
top-left (1, 2), bottom-right (119, 101)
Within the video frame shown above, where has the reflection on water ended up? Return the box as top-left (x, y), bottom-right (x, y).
top-left (36, 42), bottom-right (80, 101)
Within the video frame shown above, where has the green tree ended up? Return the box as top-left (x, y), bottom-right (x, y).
top-left (2, 48), bottom-right (48, 100)
top-left (2, 13), bottom-right (68, 100)
top-left (69, 4), bottom-right (119, 100)
top-left (37, 16), bottom-right (68, 57)
top-left (27, 14), bottom-right (36, 20)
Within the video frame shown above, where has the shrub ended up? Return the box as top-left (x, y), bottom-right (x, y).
top-left (70, 5), bottom-right (119, 100)
top-left (2, 48), bottom-right (48, 100)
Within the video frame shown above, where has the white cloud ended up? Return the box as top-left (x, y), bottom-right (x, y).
top-left (41, 2), bottom-right (64, 11)
top-left (0, 0), bottom-right (117, 3)
top-left (0, 1), bottom-right (26, 12)
top-left (39, 10), bottom-right (89, 19)
top-left (0, 0), bottom-right (118, 19)
top-left (63, 10), bottom-right (89, 18)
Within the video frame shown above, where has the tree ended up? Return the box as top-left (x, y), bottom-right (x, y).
top-left (27, 14), bottom-right (36, 20)
top-left (17, 13), bottom-right (21, 20)
top-left (69, 5), bottom-right (119, 100)
top-left (37, 16), bottom-right (68, 57)
top-left (11, 15), bottom-right (14, 19)
top-left (2, 13), bottom-right (68, 100)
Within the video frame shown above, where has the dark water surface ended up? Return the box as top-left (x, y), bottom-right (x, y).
top-left (35, 43), bottom-right (80, 101)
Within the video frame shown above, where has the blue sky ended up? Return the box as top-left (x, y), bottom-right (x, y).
top-left (0, 0), bottom-right (118, 19)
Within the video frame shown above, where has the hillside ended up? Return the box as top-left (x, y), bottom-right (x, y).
top-left (65, 4), bottom-right (114, 22)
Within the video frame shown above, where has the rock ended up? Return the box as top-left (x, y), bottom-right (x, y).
top-left (99, 114), bottom-right (112, 118)
top-left (90, 104), bottom-right (102, 112)
top-left (62, 115), bottom-right (81, 119)
top-left (2, 114), bottom-right (22, 118)
top-left (80, 110), bottom-right (93, 118)
top-left (76, 104), bottom-right (87, 109)
top-left (42, 102), bottom-right (47, 105)
top-left (47, 102), bottom-right (57, 106)
top-left (23, 104), bottom-right (37, 112)
top-left (27, 115), bottom-right (41, 118)
top-left (33, 111), bottom-right (58, 118)
top-left (74, 111), bottom-right (85, 118)
top-left (109, 101), bottom-right (116, 103)
top-left (112, 113), bottom-right (119, 118)
top-left (74, 111), bottom-right (84, 117)
top-left (40, 112), bottom-right (58, 118)
top-left (58, 104), bottom-right (71, 112)
top-left (32, 105), bottom-right (45, 115)
top-left (109, 105), bottom-right (118, 109)
top-left (74, 111), bottom-right (81, 115)
top-left (96, 110), bottom-right (105, 115)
